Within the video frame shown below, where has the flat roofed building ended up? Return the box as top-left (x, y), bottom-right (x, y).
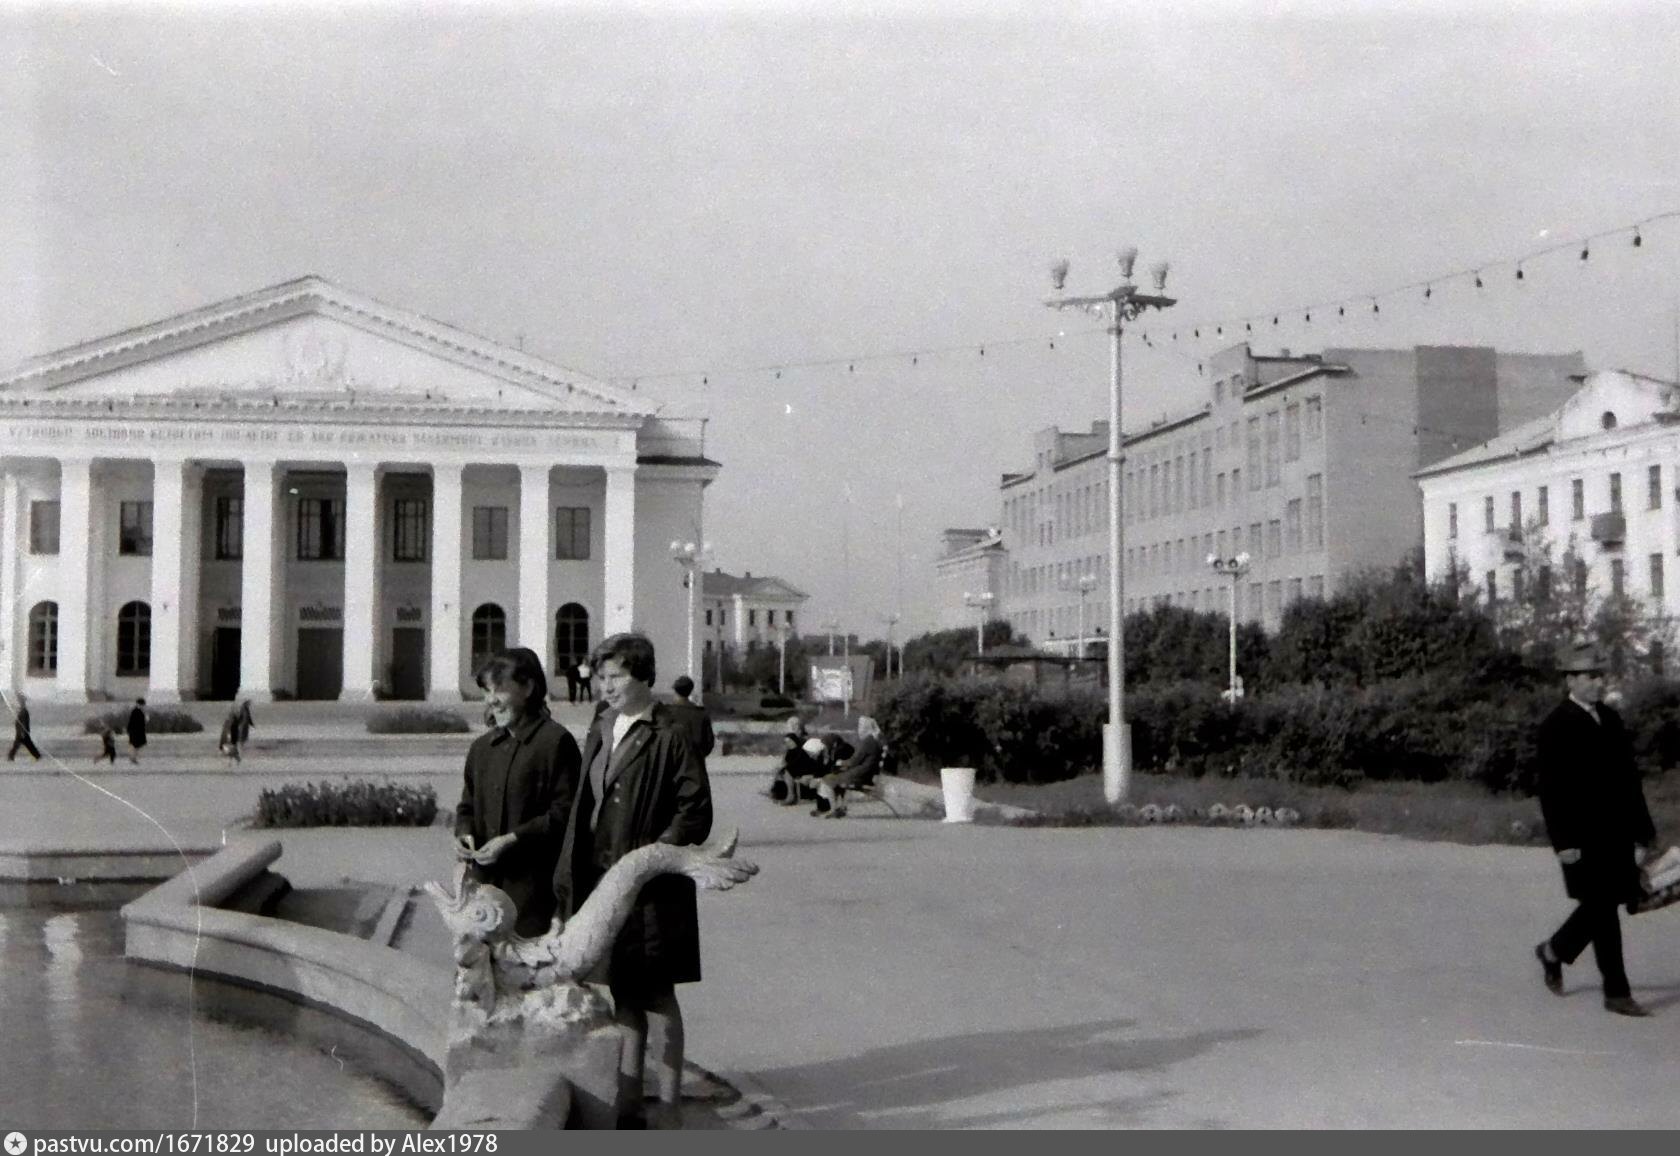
top-left (967, 343), bottom-right (1584, 644)
top-left (0, 277), bottom-right (719, 702)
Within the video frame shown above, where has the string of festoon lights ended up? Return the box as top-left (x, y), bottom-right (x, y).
top-left (605, 209), bottom-right (1677, 389)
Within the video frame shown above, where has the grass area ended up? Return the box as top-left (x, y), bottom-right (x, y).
top-left (898, 766), bottom-right (1680, 848)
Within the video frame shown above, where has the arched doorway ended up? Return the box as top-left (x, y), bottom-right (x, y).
top-left (555, 603), bottom-right (589, 674)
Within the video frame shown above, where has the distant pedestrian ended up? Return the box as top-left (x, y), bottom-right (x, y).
top-left (564, 660), bottom-right (580, 704)
top-left (235, 699), bottom-right (254, 748)
top-left (665, 675), bottom-right (714, 764)
top-left (219, 707), bottom-right (243, 763)
top-left (7, 693), bottom-right (40, 761)
top-left (575, 658), bottom-right (594, 702)
top-left (95, 724), bottom-right (118, 764)
top-left (1533, 643), bottom-right (1660, 1018)
top-left (126, 698), bottom-right (148, 765)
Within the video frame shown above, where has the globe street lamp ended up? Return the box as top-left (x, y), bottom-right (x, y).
top-left (963, 590), bottom-right (995, 655)
top-left (1207, 552), bottom-right (1252, 704)
top-left (669, 540), bottom-right (709, 704)
top-left (1045, 248), bottom-right (1177, 803)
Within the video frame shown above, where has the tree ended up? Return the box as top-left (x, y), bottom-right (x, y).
top-left (901, 621), bottom-right (1020, 677)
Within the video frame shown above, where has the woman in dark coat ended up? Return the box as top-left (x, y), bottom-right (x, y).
top-left (125, 698), bottom-right (147, 765)
top-left (455, 647), bottom-right (582, 937)
top-left (1534, 644), bottom-right (1659, 1016)
top-left (554, 632), bottom-right (711, 1129)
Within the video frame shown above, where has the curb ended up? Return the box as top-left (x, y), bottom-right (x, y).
top-left (690, 1064), bottom-right (809, 1130)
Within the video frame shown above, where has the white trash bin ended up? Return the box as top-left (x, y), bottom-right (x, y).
top-left (940, 766), bottom-right (977, 824)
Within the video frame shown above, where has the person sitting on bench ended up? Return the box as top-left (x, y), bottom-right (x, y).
top-left (814, 716), bottom-right (884, 819)
top-left (771, 717), bottom-right (823, 805)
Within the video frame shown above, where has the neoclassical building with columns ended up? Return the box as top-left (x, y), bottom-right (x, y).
top-left (0, 277), bottom-right (718, 703)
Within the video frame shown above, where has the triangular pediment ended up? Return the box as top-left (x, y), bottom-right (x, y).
top-left (1553, 370), bottom-right (1679, 442)
top-left (0, 276), bottom-right (654, 419)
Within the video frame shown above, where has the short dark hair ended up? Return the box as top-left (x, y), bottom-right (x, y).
top-left (475, 646), bottom-right (549, 705)
top-left (672, 675), bottom-right (695, 698)
top-left (592, 632), bottom-right (656, 685)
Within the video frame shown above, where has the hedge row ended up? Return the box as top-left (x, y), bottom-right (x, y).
top-left (254, 780), bottom-right (440, 827)
top-left (83, 708), bottom-right (204, 735)
top-left (873, 674), bottom-right (1680, 793)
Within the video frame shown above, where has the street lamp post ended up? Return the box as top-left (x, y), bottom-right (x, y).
top-left (669, 540), bottom-right (709, 704)
top-left (1207, 552), bottom-right (1252, 703)
top-left (883, 613), bottom-right (900, 680)
top-left (963, 590), bottom-right (995, 655)
top-left (1045, 247), bottom-right (1176, 803)
top-left (775, 622), bottom-right (788, 695)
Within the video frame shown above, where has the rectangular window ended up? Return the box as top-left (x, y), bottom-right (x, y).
top-left (1484, 495), bottom-right (1495, 533)
top-left (555, 506), bottom-right (590, 560)
top-left (1305, 396), bottom-right (1323, 440)
top-left (1203, 453), bottom-right (1212, 505)
top-left (1513, 569), bottom-right (1526, 602)
top-left (1266, 579), bottom-right (1281, 618)
top-left (1284, 403), bottom-right (1301, 462)
top-left (1248, 582), bottom-right (1262, 621)
top-left (29, 500), bottom-right (60, 555)
top-left (392, 498), bottom-right (428, 562)
top-left (1231, 467), bottom-right (1242, 495)
top-left (1510, 491), bottom-right (1521, 531)
top-left (1175, 457), bottom-right (1186, 512)
top-left (1611, 557), bottom-right (1625, 597)
top-left (215, 496), bottom-right (243, 560)
top-left (1308, 575), bottom-right (1324, 600)
top-left (1486, 571), bottom-right (1497, 603)
top-left (1264, 411), bottom-right (1281, 487)
top-left (748, 609), bottom-right (757, 626)
top-left (1288, 577), bottom-right (1302, 605)
top-left (1266, 519), bottom-right (1282, 559)
top-left (1572, 478), bottom-right (1584, 520)
top-left (1286, 499), bottom-right (1303, 553)
top-left (1650, 465), bottom-right (1663, 510)
top-left (1187, 453), bottom-right (1198, 509)
top-left (1538, 566), bottom-right (1553, 602)
top-left (1610, 472), bottom-right (1623, 514)
top-left (704, 609), bottom-right (713, 627)
top-left (1448, 502), bottom-right (1458, 540)
top-left (1651, 553), bottom-right (1665, 600)
top-left (1537, 485), bottom-right (1549, 526)
top-left (1248, 522), bottom-right (1263, 556)
top-left (297, 498), bottom-right (345, 561)
top-left (1306, 474), bottom-right (1324, 549)
top-left (119, 501), bottom-right (153, 556)
top-left (1573, 558), bottom-right (1588, 597)
top-left (1246, 418), bottom-right (1262, 489)
top-left (1216, 529), bottom-right (1227, 556)
top-left (471, 506), bottom-right (509, 560)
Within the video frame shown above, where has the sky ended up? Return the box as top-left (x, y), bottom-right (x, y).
top-left (3, 0), bottom-right (1679, 639)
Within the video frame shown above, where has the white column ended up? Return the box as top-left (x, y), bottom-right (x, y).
top-left (602, 464), bottom-right (636, 634)
top-left (341, 461), bottom-right (382, 701)
top-left (0, 471), bottom-right (20, 696)
top-left (238, 461), bottom-right (280, 701)
top-left (147, 459), bottom-right (190, 702)
top-left (56, 458), bottom-right (94, 701)
top-left (178, 466), bottom-right (204, 695)
top-left (518, 464), bottom-right (551, 660)
top-left (428, 463), bottom-right (465, 701)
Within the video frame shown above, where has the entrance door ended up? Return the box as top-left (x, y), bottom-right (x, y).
top-left (389, 627), bottom-right (425, 700)
top-left (296, 628), bottom-right (345, 700)
top-left (209, 628), bottom-right (241, 700)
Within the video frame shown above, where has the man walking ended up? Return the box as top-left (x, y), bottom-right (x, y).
top-left (666, 675), bottom-right (714, 765)
top-left (8, 694), bottom-right (41, 761)
top-left (1534, 642), bottom-right (1659, 1017)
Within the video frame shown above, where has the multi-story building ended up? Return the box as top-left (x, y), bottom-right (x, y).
top-left (699, 569), bottom-right (808, 662)
top-left (932, 528), bottom-right (1005, 632)
top-left (1417, 369), bottom-right (1680, 620)
top-left (951, 343), bottom-right (1585, 646)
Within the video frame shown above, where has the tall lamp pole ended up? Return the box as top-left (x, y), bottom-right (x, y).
top-left (1045, 247), bottom-right (1176, 804)
top-left (1207, 552), bottom-right (1251, 703)
top-left (775, 622), bottom-right (788, 695)
top-left (669, 540), bottom-right (709, 704)
top-left (963, 590), bottom-right (995, 655)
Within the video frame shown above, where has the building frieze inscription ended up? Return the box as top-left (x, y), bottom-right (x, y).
top-left (0, 420), bottom-right (627, 457)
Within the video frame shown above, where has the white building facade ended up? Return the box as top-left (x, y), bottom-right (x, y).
top-left (699, 570), bottom-right (808, 655)
top-left (1417, 370), bottom-right (1680, 616)
top-left (0, 277), bottom-right (718, 703)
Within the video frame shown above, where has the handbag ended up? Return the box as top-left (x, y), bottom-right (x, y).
top-left (1627, 846), bottom-right (1680, 914)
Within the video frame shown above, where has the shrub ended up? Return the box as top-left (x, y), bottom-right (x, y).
top-left (366, 708), bottom-right (472, 734)
top-left (254, 780), bottom-right (439, 827)
top-left (84, 708), bottom-right (204, 735)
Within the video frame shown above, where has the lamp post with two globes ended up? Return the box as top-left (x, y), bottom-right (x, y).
top-left (1207, 552), bottom-right (1252, 704)
top-left (1044, 247), bottom-right (1176, 802)
top-left (963, 590), bottom-right (995, 655)
top-left (669, 539), bottom-right (709, 704)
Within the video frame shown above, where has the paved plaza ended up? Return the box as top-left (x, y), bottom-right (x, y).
top-left (5, 743), bottom-right (1679, 1129)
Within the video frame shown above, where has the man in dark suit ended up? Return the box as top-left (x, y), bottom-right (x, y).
top-left (1534, 642), bottom-right (1659, 1017)
top-left (665, 675), bottom-right (714, 764)
top-left (8, 694), bottom-right (40, 761)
